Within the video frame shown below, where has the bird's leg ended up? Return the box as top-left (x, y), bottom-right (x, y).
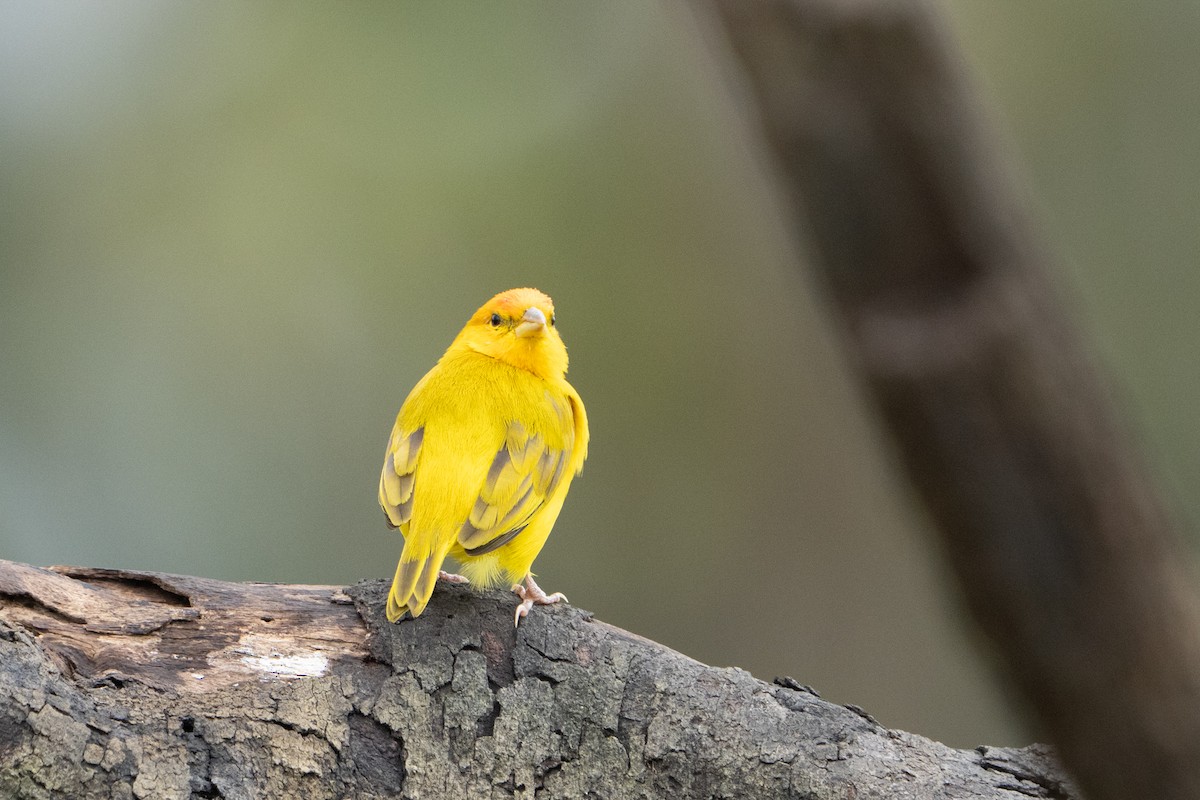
top-left (438, 571), bottom-right (470, 584)
top-left (512, 574), bottom-right (567, 626)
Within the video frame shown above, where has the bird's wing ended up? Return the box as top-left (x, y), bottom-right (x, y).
top-left (379, 426), bottom-right (424, 528)
top-left (456, 418), bottom-right (572, 555)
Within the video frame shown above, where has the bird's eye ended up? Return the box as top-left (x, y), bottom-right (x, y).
top-left (550, 313), bottom-right (556, 326)
top-left (489, 313), bottom-right (503, 327)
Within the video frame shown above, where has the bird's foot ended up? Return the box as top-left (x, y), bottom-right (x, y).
top-left (512, 574), bottom-right (567, 626)
top-left (438, 571), bottom-right (470, 584)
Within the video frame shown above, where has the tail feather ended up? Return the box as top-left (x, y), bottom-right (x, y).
top-left (386, 543), bottom-right (451, 622)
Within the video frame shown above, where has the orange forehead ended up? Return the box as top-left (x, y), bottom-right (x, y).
top-left (478, 287), bottom-right (555, 318)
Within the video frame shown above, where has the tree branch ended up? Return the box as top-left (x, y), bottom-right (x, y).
top-left (0, 559), bottom-right (1075, 799)
top-left (705, 2), bottom-right (1200, 799)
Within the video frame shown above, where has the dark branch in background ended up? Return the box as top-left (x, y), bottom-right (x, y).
top-left (705, 1), bottom-right (1200, 799)
top-left (0, 560), bottom-right (1075, 799)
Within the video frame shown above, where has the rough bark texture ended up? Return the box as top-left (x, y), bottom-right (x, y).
top-left (706, 2), bottom-right (1200, 799)
top-left (0, 559), bottom-right (1076, 799)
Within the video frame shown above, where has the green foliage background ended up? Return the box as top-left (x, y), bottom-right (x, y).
top-left (2, 2), bottom-right (1196, 747)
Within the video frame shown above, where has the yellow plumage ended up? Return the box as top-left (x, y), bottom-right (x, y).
top-left (379, 288), bottom-right (588, 623)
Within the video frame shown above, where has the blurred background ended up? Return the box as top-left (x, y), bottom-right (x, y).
top-left (2, 2), bottom-right (1197, 748)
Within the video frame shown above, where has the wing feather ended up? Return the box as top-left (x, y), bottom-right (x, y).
top-left (379, 427), bottom-right (424, 528)
top-left (457, 418), bottom-right (573, 553)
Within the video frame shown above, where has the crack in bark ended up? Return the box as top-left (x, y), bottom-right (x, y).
top-left (976, 746), bottom-right (1077, 800)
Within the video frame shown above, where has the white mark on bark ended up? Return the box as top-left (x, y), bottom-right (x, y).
top-left (227, 634), bottom-right (330, 679)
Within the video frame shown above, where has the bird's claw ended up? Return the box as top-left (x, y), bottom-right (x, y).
top-left (438, 571), bottom-right (470, 584)
top-left (512, 576), bottom-right (567, 627)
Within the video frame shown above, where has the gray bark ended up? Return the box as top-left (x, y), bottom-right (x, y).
top-left (706, 2), bottom-right (1200, 799)
top-left (0, 560), bottom-right (1075, 799)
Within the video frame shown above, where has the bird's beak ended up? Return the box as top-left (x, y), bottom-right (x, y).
top-left (515, 307), bottom-right (547, 338)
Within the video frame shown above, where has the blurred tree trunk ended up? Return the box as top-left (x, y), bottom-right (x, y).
top-left (705, 1), bottom-right (1200, 799)
top-left (0, 560), bottom-right (1075, 799)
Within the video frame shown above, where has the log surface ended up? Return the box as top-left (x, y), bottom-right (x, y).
top-left (0, 560), bottom-right (1076, 799)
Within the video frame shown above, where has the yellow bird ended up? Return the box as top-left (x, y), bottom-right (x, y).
top-left (378, 288), bottom-right (589, 625)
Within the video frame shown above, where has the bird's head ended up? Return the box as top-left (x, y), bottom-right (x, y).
top-left (454, 288), bottom-right (569, 379)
